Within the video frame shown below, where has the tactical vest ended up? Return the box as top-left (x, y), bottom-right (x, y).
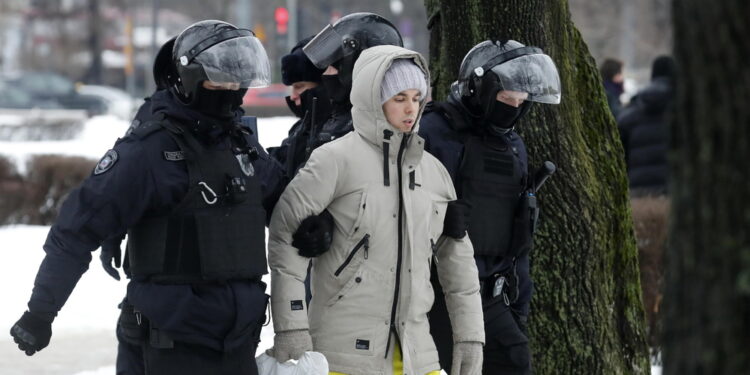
top-left (459, 135), bottom-right (526, 257)
top-left (127, 120), bottom-right (268, 283)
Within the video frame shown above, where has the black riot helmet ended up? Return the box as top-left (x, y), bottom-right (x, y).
top-left (452, 40), bottom-right (561, 131)
top-left (153, 36), bottom-right (177, 90)
top-left (303, 12), bottom-right (403, 86)
top-left (171, 20), bottom-right (271, 104)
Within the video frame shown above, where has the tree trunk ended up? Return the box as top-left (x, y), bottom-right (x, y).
top-left (662, 1), bottom-right (750, 374)
top-left (423, 1), bottom-right (650, 373)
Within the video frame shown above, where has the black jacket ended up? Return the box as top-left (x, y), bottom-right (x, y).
top-left (418, 97), bottom-right (533, 315)
top-left (28, 90), bottom-right (286, 351)
top-left (617, 77), bottom-right (673, 195)
top-left (268, 86), bottom-right (333, 176)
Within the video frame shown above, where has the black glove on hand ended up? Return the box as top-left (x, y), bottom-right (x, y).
top-left (10, 311), bottom-right (54, 356)
top-left (293, 210), bottom-right (334, 258)
top-left (100, 238), bottom-right (123, 281)
top-left (443, 200), bottom-right (471, 239)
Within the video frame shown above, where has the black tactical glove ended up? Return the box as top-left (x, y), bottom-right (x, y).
top-left (100, 237), bottom-right (123, 281)
top-left (10, 311), bottom-right (54, 356)
top-left (443, 200), bottom-right (471, 239)
top-left (293, 210), bottom-right (334, 258)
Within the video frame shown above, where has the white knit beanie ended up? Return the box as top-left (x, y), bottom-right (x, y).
top-left (380, 58), bottom-right (428, 104)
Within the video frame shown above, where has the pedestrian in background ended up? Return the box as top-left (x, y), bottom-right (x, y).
top-left (600, 57), bottom-right (625, 118)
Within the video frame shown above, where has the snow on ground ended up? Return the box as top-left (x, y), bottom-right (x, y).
top-left (0, 115), bottom-right (296, 175)
top-left (0, 115), bottom-right (129, 175)
top-left (0, 225), bottom-right (276, 375)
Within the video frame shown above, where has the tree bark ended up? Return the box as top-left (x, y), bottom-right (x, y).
top-left (423, 1), bottom-right (650, 373)
top-left (663, 1), bottom-right (750, 374)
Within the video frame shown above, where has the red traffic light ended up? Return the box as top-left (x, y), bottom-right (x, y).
top-left (275, 7), bottom-right (289, 24)
top-left (275, 7), bottom-right (289, 34)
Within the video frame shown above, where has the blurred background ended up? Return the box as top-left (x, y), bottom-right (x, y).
top-left (0, 0), bottom-right (671, 118)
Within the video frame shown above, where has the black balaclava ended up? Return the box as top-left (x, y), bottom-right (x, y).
top-left (285, 85), bottom-right (332, 121)
top-left (285, 96), bottom-right (305, 118)
top-left (487, 101), bottom-right (524, 130)
top-left (321, 74), bottom-right (351, 107)
top-left (189, 86), bottom-right (248, 119)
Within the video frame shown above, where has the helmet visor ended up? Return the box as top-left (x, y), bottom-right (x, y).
top-left (302, 24), bottom-right (348, 69)
top-left (193, 36), bottom-right (271, 88)
top-left (490, 53), bottom-right (561, 104)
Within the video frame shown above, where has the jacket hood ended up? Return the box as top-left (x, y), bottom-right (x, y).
top-left (350, 45), bottom-right (430, 156)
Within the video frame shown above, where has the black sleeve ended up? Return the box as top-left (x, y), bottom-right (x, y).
top-left (245, 135), bottom-right (289, 225)
top-left (419, 111), bottom-right (464, 182)
top-left (27, 139), bottom-right (160, 315)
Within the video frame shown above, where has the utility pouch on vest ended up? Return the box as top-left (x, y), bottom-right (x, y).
top-left (194, 204), bottom-right (267, 281)
top-left (118, 300), bottom-right (147, 346)
top-left (460, 136), bottom-right (525, 257)
top-left (507, 192), bottom-right (535, 259)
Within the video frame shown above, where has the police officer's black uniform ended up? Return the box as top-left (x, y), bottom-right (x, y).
top-left (268, 36), bottom-right (333, 177)
top-left (419, 40), bottom-right (562, 375)
top-left (10, 20), bottom-right (286, 375)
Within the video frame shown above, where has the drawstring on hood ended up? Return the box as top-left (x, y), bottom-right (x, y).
top-left (349, 45), bottom-right (431, 187)
top-left (382, 129), bottom-right (393, 186)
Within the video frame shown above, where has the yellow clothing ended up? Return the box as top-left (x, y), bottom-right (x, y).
top-left (329, 341), bottom-right (441, 375)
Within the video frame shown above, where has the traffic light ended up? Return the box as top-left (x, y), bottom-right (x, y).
top-left (275, 7), bottom-right (289, 35)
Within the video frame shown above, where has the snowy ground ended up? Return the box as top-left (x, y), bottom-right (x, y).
top-left (0, 115), bottom-right (663, 374)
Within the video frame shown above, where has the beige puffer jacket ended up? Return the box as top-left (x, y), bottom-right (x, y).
top-left (268, 45), bottom-right (484, 375)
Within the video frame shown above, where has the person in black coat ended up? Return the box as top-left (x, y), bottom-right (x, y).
top-left (419, 40), bottom-right (561, 375)
top-left (267, 36), bottom-right (331, 176)
top-left (617, 55), bottom-right (675, 196)
top-left (10, 20), bottom-right (287, 375)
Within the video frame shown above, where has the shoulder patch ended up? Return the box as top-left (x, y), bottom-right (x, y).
top-left (94, 149), bottom-right (119, 175)
top-left (163, 151), bottom-right (185, 161)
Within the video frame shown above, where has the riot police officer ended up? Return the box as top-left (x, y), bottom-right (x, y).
top-left (10, 20), bottom-right (286, 375)
top-left (300, 12), bottom-right (403, 161)
top-left (267, 35), bottom-right (332, 177)
top-left (419, 40), bottom-right (561, 375)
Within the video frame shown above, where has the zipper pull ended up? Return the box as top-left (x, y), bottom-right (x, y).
top-left (364, 234), bottom-right (370, 259)
top-left (430, 238), bottom-right (439, 265)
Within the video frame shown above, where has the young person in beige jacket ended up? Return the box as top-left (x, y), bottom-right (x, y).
top-left (267, 45), bottom-right (484, 375)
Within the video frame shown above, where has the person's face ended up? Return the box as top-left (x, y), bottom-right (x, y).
top-left (290, 81), bottom-right (318, 106)
top-left (323, 65), bottom-right (339, 75)
top-left (382, 89), bottom-right (422, 133)
top-left (202, 80), bottom-right (240, 91)
top-left (496, 90), bottom-right (529, 108)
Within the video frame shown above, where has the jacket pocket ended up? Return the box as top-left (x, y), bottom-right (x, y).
top-left (334, 234), bottom-right (370, 276)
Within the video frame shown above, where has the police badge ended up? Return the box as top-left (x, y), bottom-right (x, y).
top-left (236, 154), bottom-right (254, 177)
top-left (94, 149), bottom-right (119, 175)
